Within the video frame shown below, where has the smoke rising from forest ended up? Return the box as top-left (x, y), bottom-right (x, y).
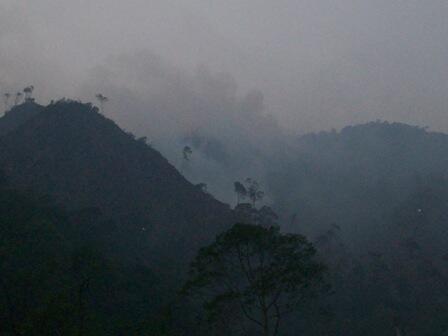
top-left (3, 3), bottom-right (448, 334)
top-left (2, 0), bottom-right (448, 133)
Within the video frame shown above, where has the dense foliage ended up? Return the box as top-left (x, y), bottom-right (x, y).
top-left (0, 182), bottom-right (170, 335)
top-left (182, 223), bottom-right (326, 336)
top-left (1, 101), bottom-right (448, 335)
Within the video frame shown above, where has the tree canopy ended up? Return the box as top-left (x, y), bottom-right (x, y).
top-left (182, 223), bottom-right (327, 336)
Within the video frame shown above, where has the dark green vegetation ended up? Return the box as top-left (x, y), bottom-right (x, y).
top-left (0, 101), bottom-right (235, 335)
top-left (1, 101), bottom-right (448, 335)
top-left (0, 100), bottom-right (234, 267)
top-left (269, 122), bottom-right (448, 243)
top-left (182, 224), bottom-right (326, 336)
top-left (0, 179), bottom-right (167, 335)
top-left (265, 123), bottom-right (448, 335)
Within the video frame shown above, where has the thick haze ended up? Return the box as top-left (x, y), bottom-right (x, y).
top-left (1, 0), bottom-right (448, 133)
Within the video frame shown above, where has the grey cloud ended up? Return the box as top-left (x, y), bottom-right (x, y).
top-left (2, 0), bottom-right (448, 133)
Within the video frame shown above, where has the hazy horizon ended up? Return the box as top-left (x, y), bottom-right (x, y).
top-left (1, 0), bottom-right (448, 133)
top-left (2, 3), bottom-right (448, 334)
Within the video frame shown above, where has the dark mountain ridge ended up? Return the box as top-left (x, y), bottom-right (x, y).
top-left (0, 100), bottom-right (44, 136)
top-left (1, 102), bottom-right (448, 335)
top-left (268, 120), bottom-right (448, 246)
top-left (0, 101), bottom-right (234, 264)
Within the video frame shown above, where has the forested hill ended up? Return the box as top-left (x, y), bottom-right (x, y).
top-left (0, 100), bottom-right (44, 136)
top-left (1, 101), bottom-right (448, 335)
top-left (268, 121), bottom-right (448, 245)
top-left (299, 121), bottom-right (448, 175)
top-left (0, 100), bottom-right (234, 264)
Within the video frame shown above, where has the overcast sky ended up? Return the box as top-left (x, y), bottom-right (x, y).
top-left (1, 0), bottom-right (448, 132)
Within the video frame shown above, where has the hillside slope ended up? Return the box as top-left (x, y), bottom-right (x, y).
top-left (0, 101), bottom-right (233, 264)
top-left (0, 100), bottom-right (44, 136)
top-left (268, 121), bottom-right (448, 245)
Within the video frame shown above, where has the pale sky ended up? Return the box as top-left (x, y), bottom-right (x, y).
top-left (1, 0), bottom-right (448, 132)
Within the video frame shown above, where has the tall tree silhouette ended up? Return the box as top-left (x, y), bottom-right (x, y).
top-left (234, 181), bottom-right (247, 205)
top-left (245, 178), bottom-right (264, 207)
top-left (182, 145), bottom-right (193, 161)
top-left (95, 94), bottom-right (109, 113)
top-left (23, 86), bottom-right (34, 101)
top-left (181, 145), bottom-right (193, 173)
top-left (182, 224), bottom-right (327, 336)
top-left (14, 92), bottom-right (22, 106)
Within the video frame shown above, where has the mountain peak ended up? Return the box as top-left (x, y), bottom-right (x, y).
top-left (0, 101), bottom-right (44, 136)
top-left (0, 100), bottom-right (233, 263)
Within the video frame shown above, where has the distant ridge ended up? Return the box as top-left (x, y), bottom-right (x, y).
top-left (269, 120), bottom-right (448, 244)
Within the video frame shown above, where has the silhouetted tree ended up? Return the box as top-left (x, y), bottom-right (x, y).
top-left (182, 223), bottom-right (326, 336)
top-left (14, 92), bottom-right (22, 106)
top-left (245, 178), bottom-right (264, 207)
top-left (234, 181), bottom-right (247, 205)
top-left (182, 145), bottom-right (193, 161)
top-left (23, 85), bottom-right (34, 101)
top-left (95, 93), bottom-right (108, 113)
